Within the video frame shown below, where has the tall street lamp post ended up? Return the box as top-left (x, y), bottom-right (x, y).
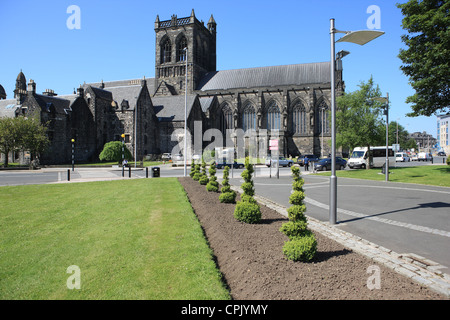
top-left (71, 139), bottom-right (75, 171)
top-left (121, 133), bottom-right (125, 177)
top-left (329, 18), bottom-right (384, 225)
top-left (184, 47), bottom-right (188, 177)
top-left (373, 94), bottom-right (390, 182)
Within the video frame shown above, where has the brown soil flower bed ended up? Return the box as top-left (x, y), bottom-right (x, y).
top-left (178, 177), bottom-right (445, 300)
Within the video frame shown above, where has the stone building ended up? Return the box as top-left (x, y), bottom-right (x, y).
top-left (0, 10), bottom-right (343, 165)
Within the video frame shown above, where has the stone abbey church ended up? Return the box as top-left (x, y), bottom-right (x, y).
top-left (0, 10), bottom-right (344, 165)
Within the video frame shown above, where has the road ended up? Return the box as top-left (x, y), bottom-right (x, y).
top-left (1, 160), bottom-right (449, 273)
top-left (228, 172), bottom-right (450, 273)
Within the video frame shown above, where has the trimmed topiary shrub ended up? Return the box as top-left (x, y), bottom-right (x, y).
top-left (192, 164), bottom-right (201, 181)
top-left (282, 233), bottom-right (317, 262)
top-left (234, 157), bottom-right (261, 224)
top-left (206, 162), bottom-right (219, 192)
top-left (199, 160), bottom-right (209, 185)
top-left (280, 166), bottom-right (316, 261)
top-left (189, 159), bottom-right (196, 178)
top-left (233, 201), bottom-right (261, 224)
top-left (219, 166), bottom-right (236, 203)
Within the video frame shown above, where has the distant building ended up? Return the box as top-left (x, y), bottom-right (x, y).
top-left (408, 131), bottom-right (437, 152)
top-left (437, 114), bottom-right (450, 155)
top-left (0, 10), bottom-right (344, 165)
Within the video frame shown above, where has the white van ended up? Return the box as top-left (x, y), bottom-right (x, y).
top-left (348, 146), bottom-right (395, 169)
top-left (395, 152), bottom-right (410, 162)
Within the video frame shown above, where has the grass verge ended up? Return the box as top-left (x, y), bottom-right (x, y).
top-left (0, 178), bottom-right (230, 300)
top-left (315, 165), bottom-right (450, 187)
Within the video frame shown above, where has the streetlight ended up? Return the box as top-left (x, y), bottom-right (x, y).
top-left (329, 18), bottom-right (384, 225)
top-left (373, 94), bottom-right (390, 182)
top-left (71, 139), bottom-right (75, 171)
top-left (121, 133), bottom-right (125, 177)
top-left (183, 47), bottom-right (188, 177)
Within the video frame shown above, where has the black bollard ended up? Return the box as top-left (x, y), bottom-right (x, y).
top-left (67, 169), bottom-right (70, 181)
top-left (146, 167), bottom-right (149, 178)
top-left (122, 166), bottom-right (124, 177)
top-left (129, 166), bottom-right (131, 178)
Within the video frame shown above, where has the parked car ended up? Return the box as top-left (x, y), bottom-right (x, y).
top-left (314, 157), bottom-right (347, 171)
top-left (437, 151), bottom-right (446, 157)
top-left (265, 156), bottom-right (294, 167)
top-left (418, 152), bottom-right (433, 161)
top-left (395, 152), bottom-right (410, 162)
top-left (411, 154), bottom-right (418, 161)
top-left (161, 153), bottom-right (172, 161)
top-left (215, 161), bottom-right (245, 169)
top-left (297, 154), bottom-right (320, 166)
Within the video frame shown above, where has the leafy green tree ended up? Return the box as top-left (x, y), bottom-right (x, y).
top-left (0, 117), bottom-right (19, 167)
top-left (336, 77), bottom-right (384, 168)
top-left (20, 117), bottom-right (50, 162)
top-left (99, 141), bottom-right (132, 164)
top-left (397, 0), bottom-right (450, 116)
top-left (0, 116), bottom-right (49, 167)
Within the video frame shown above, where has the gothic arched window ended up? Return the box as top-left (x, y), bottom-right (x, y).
top-left (176, 36), bottom-right (187, 62)
top-left (317, 100), bottom-right (330, 134)
top-left (219, 103), bottom-right (233, 133)
top-left (242, 103), bottom-right (256, 132)
top-left (161, 37), bottom-right (171, 64)
top-left (292, 103), bottom-right (307, 134)
top-left (267, 101), bottom-right (280, 131)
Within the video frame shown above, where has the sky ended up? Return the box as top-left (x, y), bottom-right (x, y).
top-left (0, 0), bottom-right (440, 138)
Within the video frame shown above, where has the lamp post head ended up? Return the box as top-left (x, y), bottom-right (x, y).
top-left (336, 30), bottom-right (384, 45)
top-left (121, 134), bottom-right (125, 138)
top-left (71, 139), bottom-right (75, 143)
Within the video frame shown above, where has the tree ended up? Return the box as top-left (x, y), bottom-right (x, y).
top-left (0, 116), bottom-right (49, 167)
top-left (20, 117), bottom-right (50, 162)
top-left (99, 141), bottom-right (132, 164)
top-left (397, 0), bottom-right (450, 116)
top-left (0, 117), bottom-right (20, 167)
top-left (336, 77), bottom-right (385, 168)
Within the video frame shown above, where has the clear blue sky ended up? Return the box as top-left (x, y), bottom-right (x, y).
top-left (0, 0), bottom-right (438, 138)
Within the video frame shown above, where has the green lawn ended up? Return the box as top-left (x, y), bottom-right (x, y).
top-left (0, 178), bottom-right (230, 300)
top-left (315, 165), bottom-right (450, 187)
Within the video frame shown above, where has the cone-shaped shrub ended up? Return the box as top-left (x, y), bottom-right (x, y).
top-left (192, 163), bottom-right (201, 181)
top-left (219, 166), bottom-right (236, 203)
top-left (189, 159), bottom-right (197, 178)
top-left (234, 157), bottom-right (261, 223)
top-left (199, 159), bottom-right (209, 185)
top-left (206, 162), bottom-right (219, 192)
top-left (280, 166), bottom-right (316, 262)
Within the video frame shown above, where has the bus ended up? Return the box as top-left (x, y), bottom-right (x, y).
top-left (347, 146), bottom-right (395, 169)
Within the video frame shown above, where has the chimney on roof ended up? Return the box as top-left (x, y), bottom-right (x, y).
top-left (42, 89), bottom-right (57, 97)
top-left (77, 85), bottom-right (84, 97)
top-left (27, 79), bottom-right (36, 94)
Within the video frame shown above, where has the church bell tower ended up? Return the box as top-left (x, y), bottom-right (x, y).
top-left (154, 9), bottom-right (216, 96)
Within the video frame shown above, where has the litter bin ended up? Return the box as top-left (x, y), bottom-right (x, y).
top-left (381, 163), bottom-right (386, 174)
top-left (152, 167), bottom-right (160, 178)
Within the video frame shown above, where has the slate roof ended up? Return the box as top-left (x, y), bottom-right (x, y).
top-left (152, 95), bottom-right (197, 122)
top-left (0, 99), bottom-right (19, 118)
top-left (197, 62), bottom-right (330, 91)
top-left (106, 85), bottom-right (143, 111)
top-left (33, 94), bottom-right (76, 115)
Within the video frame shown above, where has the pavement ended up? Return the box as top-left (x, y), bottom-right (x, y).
top-left (1, 164), bottom-right (449, 297)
